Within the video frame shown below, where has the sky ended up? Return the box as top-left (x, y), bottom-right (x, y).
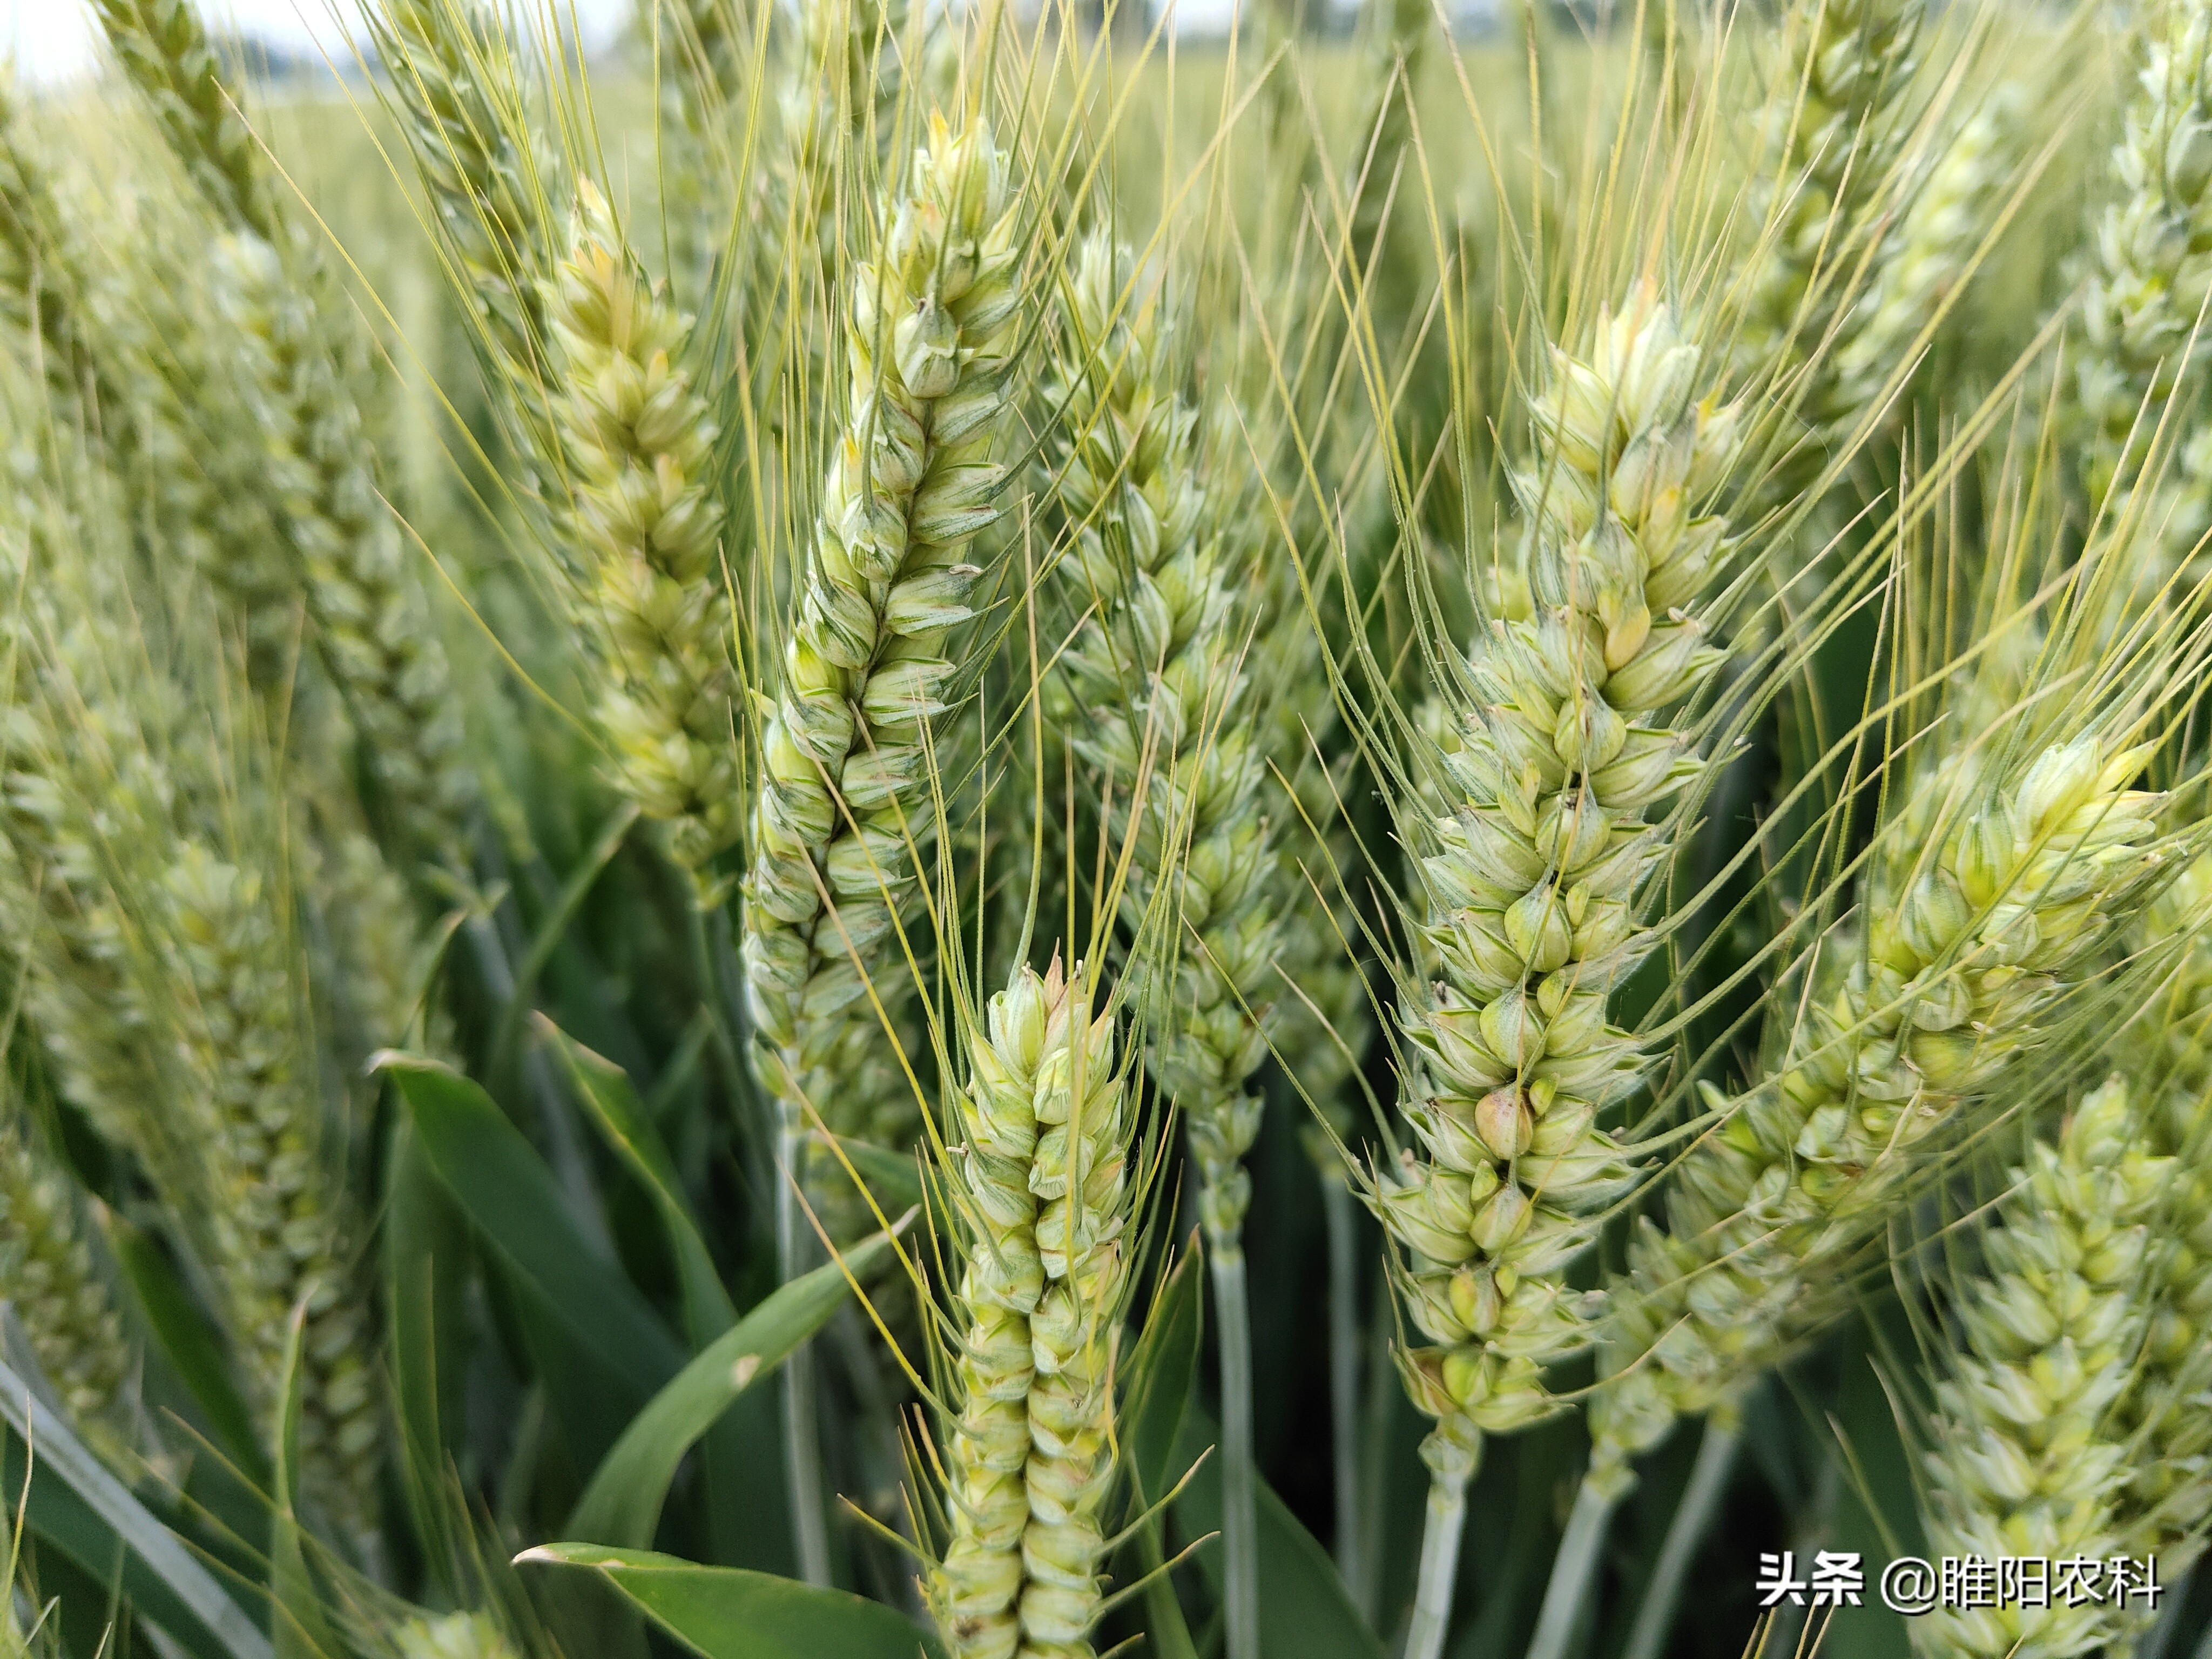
top-left (2, 0), bottom-right (1245, 83)
top-left (1, 0), bottom-right (619, 83)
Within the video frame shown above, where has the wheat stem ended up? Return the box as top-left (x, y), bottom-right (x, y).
top-left (1405, 1417), bottom-right (1480, 1659)
top-left (1212, 1247), bottom-right (1259, 1659)
top-left (1321, 1171), bottom-right (1364, 1601)
top-left (1620, 1410), bottom-right (1745, 1659)
top-left (1528, 1474), bottom-right (1618, 1659)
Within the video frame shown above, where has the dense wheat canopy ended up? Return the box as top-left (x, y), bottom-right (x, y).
top-left (2, 2), bottom-right (2210, 1658)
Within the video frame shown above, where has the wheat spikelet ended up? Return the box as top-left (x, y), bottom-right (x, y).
top-left (1594, 738), bottom-right (2181, 1488)
top-left (1375, 285), bottom-right (1746, 1440)
top-left (927, 954), bottom-right (1132, 1659)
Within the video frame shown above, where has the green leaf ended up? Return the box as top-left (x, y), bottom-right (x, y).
top-left (543, 1019), bottom-right (737, 1348)
top-left (379, 1053), bottom-right (684, 1401)
top-left (1171, 1402), bottom-right (1383, 1659)
top-left (820, 1135), bottom-right (924, 1217)
top-left (385, 1112), bottom-right (474, 1586)
top-left (565, 1223), bottom-right (909, 1549)
top-left (108, 1217), bottom-right (265, 1481)
top-left (517, 1544), bottom-right (947, 1659)
top-left (1124, 1236), bottom-right (1204, 1507)
top-left (0, 1357), bottom-right (273, 1659)
top-left (1118, 1242), bottom-right (1204, 1659)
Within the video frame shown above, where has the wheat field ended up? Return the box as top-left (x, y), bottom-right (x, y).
top-left (2, 2), bottom-right (2210, 1658)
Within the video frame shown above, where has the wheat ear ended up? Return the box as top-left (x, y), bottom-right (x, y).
top-left (1043, 231), bottom-right (1279, 1659)
top-left (1594, 738), bottom-right (2181, 1487)
top-left (367, 0), bottom-right (557, 399)
top-left (2078, 0), bottom-right (2212, 591)
top-left (1731, 0), bottom-right (1923, 489)
top-left (927, 954), bottom-right (1134, 1659)
top-left (1908, 1075), bottom-right (2163, 1659)
top-left (544, 183), bottom-right (742, 888)
top-left (1378, 284), bottom-right (1750, 1659)
top-left (2107, 855), bottom-right (2212, 1587)
top-left (0, 1100), bottom-right (130, 1435)
top-left (744, 107), bottom-right (1021, 1582)
top-left (97, 0), bottom-right (474, 868)
top-left (156, 844), bottom-right (380, 1549)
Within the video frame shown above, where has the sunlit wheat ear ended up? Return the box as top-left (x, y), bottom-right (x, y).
top-left (1373, 284), bottom-right (1748, 1441)
top-left (1043, 232), bottom-right (1272, 1258)
top-left (742, 107), bottom-right (1021, 1108)
top-left (543, 182), bottom-right (741, 892)
top-left (1594, 733), bottom-right (2190, 1489)
top-left (2076, 0), bottom-right (2212, 591)
top-left (0, 1102), bottom-right (131, 1438)
top-left (1910, 1074), bottom-right (2162, 1659)
top-left (925, 953), bottom-right (1136, 1659)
